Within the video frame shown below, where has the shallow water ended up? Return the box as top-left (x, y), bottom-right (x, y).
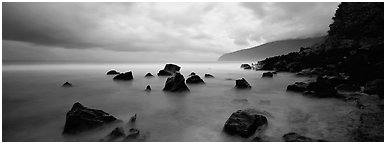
top-left (2, 62), bottom-right (358, 141)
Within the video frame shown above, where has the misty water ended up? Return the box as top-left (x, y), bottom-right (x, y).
top-left (3, 62), bottom-right (358, 142)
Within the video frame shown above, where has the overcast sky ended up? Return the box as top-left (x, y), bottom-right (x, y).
top-left (3, 2), bottom-right (339, 62)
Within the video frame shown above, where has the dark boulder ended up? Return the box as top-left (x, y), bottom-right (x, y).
top-left (157, 70), bottom-right (172, 76)
top-left (144, 73), bottom-right (154, 77)
top-left (145, 85), bottom-right (151, 91)
top-left (157, 64), bottom-right (181, 76)
top-left (335, 83), bottom-right (361, 92)
top-left (241, 64), bottom-right (252, 69)
top-left (107, 70), bottom-right (120, 75)
top-left (286, 82), bottom-right (309, 92)
top-left (262, 72), bottom-right (273, 78)
top-left (283, 132), bottom-right (326, 142)
top-left (113, 72), bottom-right (134, 80)
top-left (163, 72), bottom-right (190, 92)
top-left (186, 75), bottom-right (205, 84)
top-left (189, 72), bottom-right (196, 76)
top-left (62, 82), bottom-right (73, 87)
top-left (125, 128), bottom-right (140, 139)
top-left (364, 79), bottom-right (383, 97)
top-left (235, 78), bottom-right (251, 89)
top-left (204, 73), bottom-right (215, 78)
top-left (223, 109), bottom-right (268, 138)
top-left (63, 102), bottom-right (119, 134)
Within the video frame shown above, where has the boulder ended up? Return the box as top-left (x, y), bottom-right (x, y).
top-left (262, 72), bottom-right (273, 78)
top-left (125, 128), bottom-right (140, 139)
top-left (157, 70), bottom-right (172, 76)
top-left (62, 82), bottom-right (73, 87)
top-left (282, 132), bottom-right (326, 142)
top-left (113, 72), bottom-right (133, 80)
top-left (144, 73), bottom-right (154, 77)
top-left (241, 64), bottom-right (252, 69)
top-left (286, 82), bottom-right (309, 92)
top-left (145, 85), bottom-right (151, 91)
top-left (163, 72), bottom-right (190, 92)
top-left (163, 64), bottom-right (181, 73)
top-left (335, 83), bottom-right (361, 92)
top-left (364, 79), bottom-right (383, 97)
top-left (235, 78), bottom-right (251, 89)
top-left (186, 75), bottom-right (205, 84)
top-left (63, 102), bottom-right (119, 134)
top-left (107, 70), bottom-right (120, 75)
top-left (204, 74), bottom-right (215, 78)
top-left (223, 109), bottom-right (268, 138)
top-left (189, 72), bottom-right (196, 76)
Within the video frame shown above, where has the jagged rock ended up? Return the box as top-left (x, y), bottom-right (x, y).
top-left (223, 109), bottom-right (268, 138)
top-left (145, 85), bottom-right (151, 91)
top-left (157, 64), bottom-right (181, 76)
top-left (204, 73), bottom-right (215, 78)
top-left (144, 73), bottom-right (154, 77)
top-left (63, 102), bottom-right (118, 134)
top-left (235, 78), bottom-right (251, 89)
top-left (262, 72), bottom-right (273, 78)
top-left (286, 82), bottom-right (309, 92)
top-left (186, 75), bottom-right (205, 84)
top-left (163, 72), bottom-right (190, 92)
top-left (107, 70), bottom-right (120, 75)
top-left (282, 132), bottom-right (326, 142)
top-left (62, 82), bottom-right (73, 87)
top-left (241, 64), bottom-right (252, 69)
top-left (189, 72), bottom-right (196, 76)
top-left (113, 72), bottom-right (133, 80)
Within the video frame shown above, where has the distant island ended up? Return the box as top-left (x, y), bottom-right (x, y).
top-left (218, 37), bottom-right (326, 61)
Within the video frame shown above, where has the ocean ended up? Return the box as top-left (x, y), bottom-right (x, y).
top-left (2, 62), bottom-right (358, 141)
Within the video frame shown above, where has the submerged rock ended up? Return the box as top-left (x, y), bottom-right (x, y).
top-left (204, 73), bottom-right (215, 78)
top-left (113, 72), bottom-right (134, 80)
top-left (262, 72), bottom-right (273, 78)
top-left (186, 75), bottom-right (205, 84)
top-left (364, 79), bottom-right (383, 97)
top-left (130, 114), bottom-right (137, 123)
top-left (102, 127), bottom-right (125, 141)
top-left (63, 102), bottom-right (119, 134)
top-left (145, 85), bottom-right (151, 91)
top-left (144, 73), bottom-right (154, 77)
top-left (286, 82), bottom-right (309, 92)
top-left (282, 132), bottom-right (326, 142)
top-left (157, 64), bottom-right (181, 76)
top-left (223, 109), bottom-right (268, 138)
top-left (163, 72), bottom-right (190, 92)
top-left (107, 70), bottom-right (120, 75)
top-left (235, 78), bottom-right (251, 89)
top-left (62, 82), bottom-right (73, 87)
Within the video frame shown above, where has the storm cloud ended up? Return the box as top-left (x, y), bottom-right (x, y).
top-left (3, 2), bottom-right (339, 62)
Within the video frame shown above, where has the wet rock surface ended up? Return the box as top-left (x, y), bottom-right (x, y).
top-left (223, 109), bottom-right (268, 138)
top-left (63, 102), bottom-right (119, 134)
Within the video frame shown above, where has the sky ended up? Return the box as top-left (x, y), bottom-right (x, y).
top-left (2, 2), bottom-right (339, 62)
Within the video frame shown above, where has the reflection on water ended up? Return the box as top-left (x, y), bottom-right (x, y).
top-left (3, 62), bottom-right (357, 141)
